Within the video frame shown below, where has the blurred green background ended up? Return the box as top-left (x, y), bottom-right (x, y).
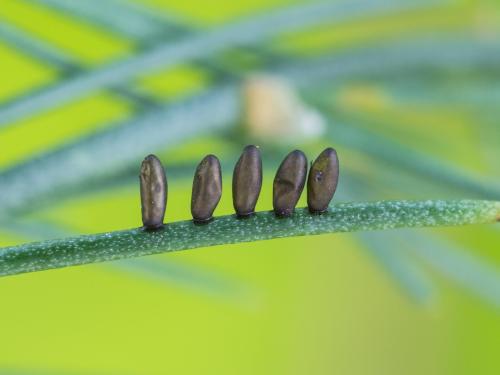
top-left (0, 0), bottom-right (499, 374)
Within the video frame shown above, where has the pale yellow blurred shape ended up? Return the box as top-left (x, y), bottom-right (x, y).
top-left (137, 65), bottom-right (211, 99)
top-left (0, 93), bottom-right (132, 168)
top-left (244, 76), bottom-right (300, 139)
top-left (0, 0), bottom-right (131, 64)
top-left (139, 0), bottom-right (302, 25)
top-left (0, 43), bottom-right (55, 102)
top-left (243, 75), bottom-right (325, 143)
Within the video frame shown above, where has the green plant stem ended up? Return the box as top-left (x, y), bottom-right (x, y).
top-left (1, 200), bottom-right (498, 278)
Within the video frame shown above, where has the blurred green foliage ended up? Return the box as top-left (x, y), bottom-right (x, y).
top-left (0, 0), bottom-right (499, 374)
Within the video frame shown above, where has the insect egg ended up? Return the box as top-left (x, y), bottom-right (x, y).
top-left (232, 145), bottom-right (262, 218)
top-left (191, 154), bottom-right (222, 223)
top-left (140, 154), bottom-right (167, 230)
top-left (273, 150), bottom-right (308, 217)
top-left (307, 147), bottom-right (339, 214)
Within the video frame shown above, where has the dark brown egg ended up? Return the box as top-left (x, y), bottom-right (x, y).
top-left (273, 150), bottom-right (307, 217)
top-left (307, 148), bottom-right (339, 214)
top-left (233, 145), bottom-right (262, 218)
top-left (191, 154), bottom-right (222, 223)
top-left (140, 154), bottom-right (167, 229)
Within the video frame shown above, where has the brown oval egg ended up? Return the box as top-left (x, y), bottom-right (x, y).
top-left (140, 154), bottom-right (167, 229)
top-left (273, 150), bottom-right (307, 217)
top-left (232, 145), bottom-right (262, 218)
top-left (307, 147), bottom-right (339, 214)
top-left (191, 154), bottom-right (222, 223)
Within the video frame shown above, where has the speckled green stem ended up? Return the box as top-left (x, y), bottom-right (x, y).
top-left (1, 200), bottom-right (498, 277)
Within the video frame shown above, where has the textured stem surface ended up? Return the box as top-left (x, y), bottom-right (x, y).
top-left (1, 200), bottom-right (498, 277)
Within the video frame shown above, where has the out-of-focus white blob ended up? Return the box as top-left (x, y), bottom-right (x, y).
top-left (242, 75), bottom-right (325, 143)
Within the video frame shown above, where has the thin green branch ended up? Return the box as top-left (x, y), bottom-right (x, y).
top-left (0, 219), bottom-right (252, 301)
top-left (1, 200), bottom-right (498, 278)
